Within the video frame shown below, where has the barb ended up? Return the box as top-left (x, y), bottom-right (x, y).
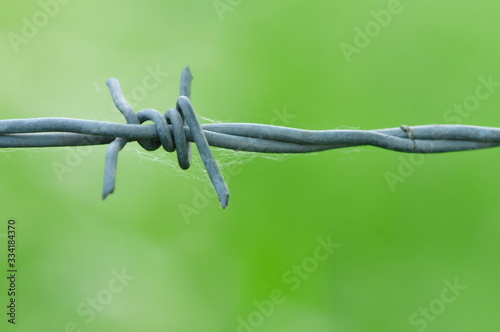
top-left (1, 67), bottom-right (500, 208)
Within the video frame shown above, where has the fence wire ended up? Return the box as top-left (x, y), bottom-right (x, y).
top-left (1, 67), bottom-right (499, 208)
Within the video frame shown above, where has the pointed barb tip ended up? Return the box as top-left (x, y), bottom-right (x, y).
top-left (220, 193), bottom-right (230, 209)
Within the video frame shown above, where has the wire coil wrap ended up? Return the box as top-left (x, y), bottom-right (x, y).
top-left (104, 68), bottom-right (229, 208)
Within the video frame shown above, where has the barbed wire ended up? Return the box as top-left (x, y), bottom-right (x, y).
top-left (1, 66), bottom-right (500, 208)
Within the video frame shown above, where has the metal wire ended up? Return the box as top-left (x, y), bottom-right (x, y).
top-left (1, 66), bottom-right (500, 208)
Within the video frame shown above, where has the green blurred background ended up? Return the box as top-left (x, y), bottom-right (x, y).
top-left (1, 0), bottom-right (500, 331)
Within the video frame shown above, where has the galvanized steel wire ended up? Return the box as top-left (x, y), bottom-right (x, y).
top-left (1, 67), bottom-right (500, 208)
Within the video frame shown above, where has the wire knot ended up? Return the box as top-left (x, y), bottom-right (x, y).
top-left (103, 67), bottom-right (230, 208)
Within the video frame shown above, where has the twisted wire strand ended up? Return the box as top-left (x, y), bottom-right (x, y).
top-left (1, 67), bottom-right (500, 208)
